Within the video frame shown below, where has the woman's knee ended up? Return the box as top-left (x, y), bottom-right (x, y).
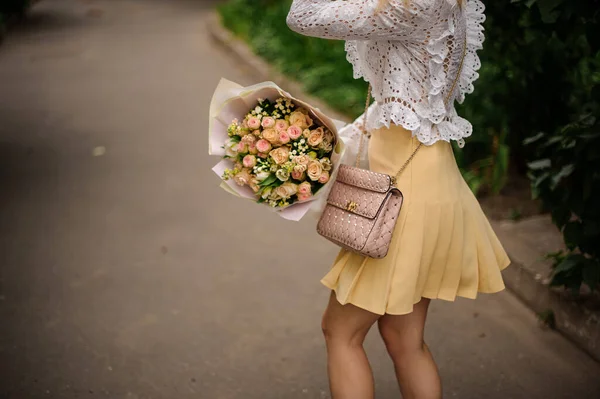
top-left (321, 304), bottom-right (376, 347)
top-left (378, 316), bottom-right (425, 357)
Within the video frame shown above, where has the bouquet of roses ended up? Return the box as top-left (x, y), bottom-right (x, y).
top-left (209, 79), bottom-right (347, 221)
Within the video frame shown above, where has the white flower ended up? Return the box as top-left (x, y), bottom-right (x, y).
top-left (276, 168), bottom-right (290, 182)
top-left (256, 171), bottom-right (271, 181)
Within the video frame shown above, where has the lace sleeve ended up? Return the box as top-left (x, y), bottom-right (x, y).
top-left (286, 0), bottom-right (412, 41)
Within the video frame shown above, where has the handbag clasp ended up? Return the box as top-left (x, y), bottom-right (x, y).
top-left (346, 201), bottom-right (358, 212)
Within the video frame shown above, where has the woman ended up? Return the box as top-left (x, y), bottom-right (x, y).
top-left (287, 1), bottom-right (510, 398)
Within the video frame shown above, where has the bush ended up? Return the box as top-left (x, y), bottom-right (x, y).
top-left (526, 112), bottom-right (600, 293)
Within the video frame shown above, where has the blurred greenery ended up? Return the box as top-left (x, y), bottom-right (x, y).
top-left (218, 0), bottom-right (599, 291)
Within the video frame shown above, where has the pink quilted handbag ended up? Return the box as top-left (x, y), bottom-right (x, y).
top-left (317, 37), bottom-right (467, 258)
top-left (316, 84), bottom-right (422, 258)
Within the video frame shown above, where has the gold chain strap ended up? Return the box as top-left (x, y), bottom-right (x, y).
top-left (354, 36), bottom-right (468, 182)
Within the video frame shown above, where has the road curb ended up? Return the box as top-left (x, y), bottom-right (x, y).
top-left (207, 11), bottom-right (600, 363)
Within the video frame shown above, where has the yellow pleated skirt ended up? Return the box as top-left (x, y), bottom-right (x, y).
top-left (321, 125), bottom-right (511, 315)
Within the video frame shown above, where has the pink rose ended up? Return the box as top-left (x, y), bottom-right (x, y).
top-left (261, 117), bottom-right (275, 129)
top-left (256, 139), bottom-right (272, 153)
top-left (297, 192), bottom-right (312, 202)
top-left (279, 131), bottom-right (291, 144)
top-left (318, 171), bottom-right (330, 184)
top-left (275, 119), bottom-right (289, 132)
top-left (291, 169), bottom-right (305, 180)
top-left (298, 181), bottom-right (312, 195)
top-left (257, 152), bottom-right (268, 159)
top-left (247, 117), bottom-right (261, 130)
top-left (287, 125), bottom-right (303, 140)
top-left (243, 155), bottom-right (257, 168)
top-left (248, 142), bottom-right (258, 155)
top-left (237, 142), bottom-right (248, 154)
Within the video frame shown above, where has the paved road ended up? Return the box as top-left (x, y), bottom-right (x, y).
top-left (0, 1), bottom-right (599, 398)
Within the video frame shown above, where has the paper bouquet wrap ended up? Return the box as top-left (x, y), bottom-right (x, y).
top-left (209, 78), bottom-right (349, 221)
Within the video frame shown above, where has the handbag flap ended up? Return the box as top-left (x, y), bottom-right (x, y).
top-left (326, 180), bottom-right (390, 219)
top-left (336, 165), bottom-right (392, 193)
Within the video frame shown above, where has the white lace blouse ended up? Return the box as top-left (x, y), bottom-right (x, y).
top-left (286, 0), bottom-right (485, 147)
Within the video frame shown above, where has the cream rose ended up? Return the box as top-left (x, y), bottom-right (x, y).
top-left (307, 160), bottom-right (323, 181)
top-left (302, 129), bottom-right (311, 138)
top-left (307, 127), bottom-right (324, 147)
top-left (241, 134), bottom-right (256, 145)
top-left (275, 119), bottom-right (289, 132)
top-left (320, 141), bottom-right (333, 153)
top-left (261, 117), bottom-right (275, 129)
top-left (298, 181), bottom-right (312, 195)
top-left (319, 157), bottom-right (332, 171)
top-left (289, 111), bottom-right (307, 129)
top-left (233, 169), bottom-right (252, 186)
top-left (275, 182), bottom-right (298, 200)
top-left (304, 112), bottom-right (314, 128)
top-left (262, 128), bottom-right (279, 144)
top-left (270, 147), bottom-right (290, 165)
top-left (249, 178), bottom-right (260, 193)
top-left (294, 154), bottom-right (310, 166)
top-left (293, 163), bottom-right (307, 174)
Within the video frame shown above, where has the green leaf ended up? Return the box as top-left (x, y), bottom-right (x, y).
top-left (258, 174), bottom-right (277, 187)
top-left (527, 159), bottom-right (551, 170)
top-left (536, 0), bottom-right (565, 24)
top-left (553, 255), bottom-right (580, 274)
top-left (550, 164), bottom-right (575, 190)
top-left (523, 132), bottom-right (545, 145)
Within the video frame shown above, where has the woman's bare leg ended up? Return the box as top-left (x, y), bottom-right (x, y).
top-left (378, 298), bottom-right (442, 399)
top-left (322, 291), bottom-right (381, 399)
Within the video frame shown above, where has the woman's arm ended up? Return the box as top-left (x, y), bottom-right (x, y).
top-left (286, 0), bottom-right (412, 41)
